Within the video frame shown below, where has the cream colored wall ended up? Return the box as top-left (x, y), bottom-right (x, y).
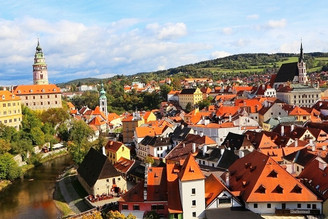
top-left (18, 93), bottom-right (62, 111)
top-left (93, 176), bottom-right (127, 196)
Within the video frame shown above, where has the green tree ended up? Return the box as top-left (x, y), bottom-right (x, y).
top-left (40, 108), bottom-right (70, 126)
top-left (68, 120), bottom-right (94, 164)
top-left (0, 139), bottom-right (11, 154)
top-left (30, 127), bottom-right (45, 145)
top-left (0, 153), bottom-right (21, 180)
top-left (21, 106), bottom-right (42, 132)
top-left (160, 84), bottom-right (172, 101)
top-left (57, 123), bottom-right (70, 142)
top-left (185, 102), bottom-right (193, 113)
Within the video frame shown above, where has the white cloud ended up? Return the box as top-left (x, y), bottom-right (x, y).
top-left (211, 51), bottom-right (231, 59)
top-left (247, 14), bottom-right (259, 20)
top-left (222, 27), bottom-right (233, 35)
top-left (267, 19), bottom-right (286, 28)
top-left (147, 22), bottom-right (187, 40)
top-left (157, 65), bottom-right (166, 70)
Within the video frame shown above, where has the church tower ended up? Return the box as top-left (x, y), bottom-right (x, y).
top-left (99, 83), bottom-right (108, 120)
top-left (297, 42), bottom-right (308, 84)
top-left (33, 40), bottom-right (49, 85)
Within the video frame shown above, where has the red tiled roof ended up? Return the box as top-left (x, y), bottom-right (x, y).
top-left (114, 157), bottom-right (134, 173)
top-left (13, 84), bottom-right (61, 95)
top-left (205, 174), bottom-right (230, 206)
top-left (179, 153), bottom-right (205, 182)
top-left (105, 140), bottom-right (124, 153)
top-left (166, 163), bottom-right (183, 213)
top-left (0, 90), bottom-right (20, 101)
top-left (228, 151), bottom-right (320, 203)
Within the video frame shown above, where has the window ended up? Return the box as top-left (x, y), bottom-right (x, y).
top-left (297, 204), bottom-right (301, 208)
top-left (122, 204), bottom-right (128, 210)
top-left (133, 205), bottom-right (139, 210)
top-left (307, 204), bottom-right (311, 208)
top-left (254, 203), bottom-right (258, 208)
top-left (267, 203), bottom-right (271, 208)
top-left (2, 103), bottom-right (5, 107)
top-left (8, 103), bottom-right (11, 106)
top-left (282, 203), bottom-right (286, 209)
top-left (312, 204), bottom-right (317, 209)
top-left (192, 212), bottom-right (196, 217)
top-left (192, 188), bottom-right (196, 195)
top-left (192, 200), bottom-right (196, 206)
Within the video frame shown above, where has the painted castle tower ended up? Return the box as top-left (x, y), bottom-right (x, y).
top-left (99, 83), bottom-right (108, 120)
top-left (33, 40), bottom-right (49, 85)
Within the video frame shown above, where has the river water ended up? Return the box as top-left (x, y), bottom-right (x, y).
top-left (0, 155), bottom-right (73, 219)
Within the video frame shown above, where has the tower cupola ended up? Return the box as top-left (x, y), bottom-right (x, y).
top-left (33, 39), bottom-right (49, 85)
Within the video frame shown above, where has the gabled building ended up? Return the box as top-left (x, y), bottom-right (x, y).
top-left (226, 151), bottom-right (322, 215)
top-left (77, 148), bottom-right (127, 196)
top-left (299, 157), bottom-right (328, 217)
top-left (105, 140), bottom-right (130, 164)
top-left (178, 88), bottom-right (203, 110)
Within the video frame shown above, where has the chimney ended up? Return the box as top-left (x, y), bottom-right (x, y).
top-left (144, 163), bottom-right (150, 201)
top-left (295, 138), bottom-right (298, 147)
top-left (200, 131), bottom-right (204, 137)
top-left (322, 145), bottom-right (327, 151)
top-left (220, 148), bottom-right (225, 155)
top-left (225, 172), bottom-right (230, 187)
top-left (102, 146), bottom-right (106, 156)
top-left (183, 143), bottom-right (185, 148)
top-left (291, 124), bottom-right (295, 132)
top-left (229, 114), bottom-right (232, 122)
top-left (194, 130), bottom-right (198, 135)
top-left (192, 143), bottom-right (196, 153)
top-left (309, 139), bottom-right (314, 146)
top-left (281, 126), bottom-right (284, 136)
top-left (203, 145), bottom-right (207, 156)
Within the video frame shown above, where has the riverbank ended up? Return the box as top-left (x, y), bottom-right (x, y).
top-left (53, 166), bottom-right (91, 217)
top-left (0, 149), bottom-right (69, 192)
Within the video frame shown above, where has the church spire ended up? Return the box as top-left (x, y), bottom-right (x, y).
top-left (299, 41), bottom-right (304, 62)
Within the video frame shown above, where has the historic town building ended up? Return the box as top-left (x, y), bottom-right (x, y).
top-left (0, 90), bottom-right (22, 130)
top-left (33, 40), bottom-right (49, 85)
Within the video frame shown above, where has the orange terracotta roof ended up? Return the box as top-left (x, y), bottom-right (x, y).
top-left (0, 90), bottom-right (20, 101)
top-left (108, 113), bottom-right (120, 122)
top-left (228, 151), bottom-right (320, 203)
top-left (88, 116), bottom-right (106, 126)
top-left (105, 140), bottom-right (124, 153)
top-left (205, 174), bottom-right (230, 206)
top-left (166, 163), bottom-right (183, 213)
top-left (70, 109), bottom-right (78, 114)
top-left (13, 84), bottom-right (61, 95)
top-left (67, 102), bottom-right (75, 109)
top-left (147, 167), bottom-right (167, 201)
top-left (216, 106), bottom-right (239, 117)
top-left (135, 126), bottom-right (166, 138)
top-left (179, 153), bottom-right (205, 182)
top-left (289, 106), bottom-right (311, 116)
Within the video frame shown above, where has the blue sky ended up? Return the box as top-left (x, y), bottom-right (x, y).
top-left (0, 0), bottom-right (327, 85)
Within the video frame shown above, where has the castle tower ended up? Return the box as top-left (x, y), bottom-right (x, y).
top-left (99, 83), bottom-right (108, 120)
top-left (298, 42), bottom-right (308, 84)
top-left (33, 40), bottom-right (49, 85)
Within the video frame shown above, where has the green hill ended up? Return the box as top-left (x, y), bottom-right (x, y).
top-left (59, 52), bottom-right (328, 86)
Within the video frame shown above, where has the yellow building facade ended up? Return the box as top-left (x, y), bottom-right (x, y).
top-left (178, 88), bottom-right (203, 109)
top-left (105, 140), bottom-right (131, 164)
top-left (0, 90), bottom-right (22, 130)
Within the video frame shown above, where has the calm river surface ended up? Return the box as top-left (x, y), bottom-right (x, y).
top-left (0, 155), bottom-right (73, 219)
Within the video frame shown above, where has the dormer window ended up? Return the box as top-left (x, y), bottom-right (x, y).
top-left (17, 90), bottom-right (21, 94)
top-left (12, 95), bottom-right (15, 99)
top-left (189, 166), bottom-right (194, 172)
top-left (250, 165), bottom-right (256, 172)
top-left (42, 89), bottom-right (45, 92)
top-left (256, 185), bottom-right (266, 193)
top-left (30, 89), bottom-right (33, 93)
top-left (273, 185), bottom-right (283, 193)
top-left (268, 170), bottom-right (278, 178)
top-left (291, 184), bottom-right (302, 193)
top-left (53, 88), bottom-right (56, 91)
top-left (2, 95), bottom-right (4, 100)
